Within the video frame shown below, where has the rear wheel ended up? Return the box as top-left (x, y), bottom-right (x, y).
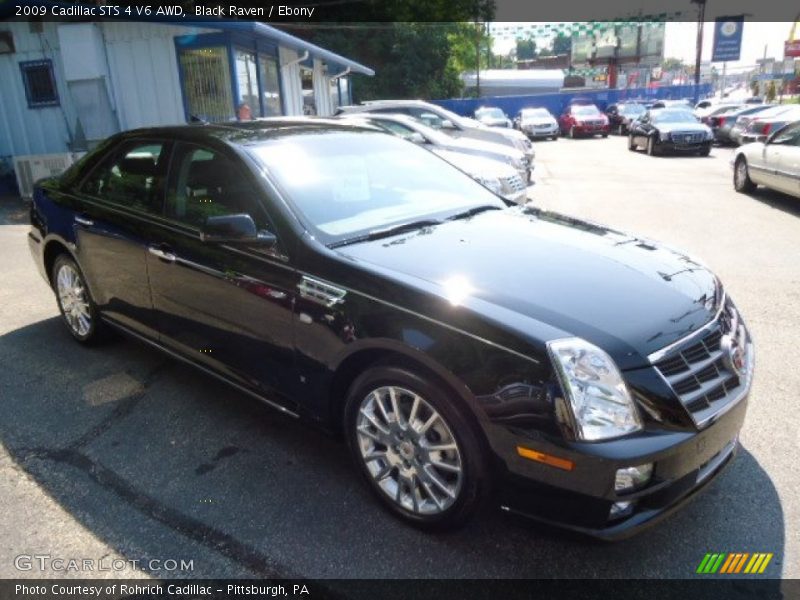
top-left (734, 157), bottom-right (756, 193)
top-left (628, 135), bottom-right (637, 151)
top-left (52, 254), bottom-right (106, 344)
top-left (344, 365), bottom-right (489, 530)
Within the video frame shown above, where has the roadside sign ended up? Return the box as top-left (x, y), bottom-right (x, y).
top-left (711, 17), bottom-right (744, 62)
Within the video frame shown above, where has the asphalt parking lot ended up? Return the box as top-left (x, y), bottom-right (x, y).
top-left (0, 134), bottom-right (798, 581)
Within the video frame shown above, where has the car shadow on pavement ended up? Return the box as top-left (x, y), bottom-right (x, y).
top-left (744, 188), bottom-right (800, 219)
top-left (0, 317), bottom-right (787, 579)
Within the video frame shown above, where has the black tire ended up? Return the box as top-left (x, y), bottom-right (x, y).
top-left (601, 133), bottom-right (608, 138)
top-left (344, 365), bottom-right (490, 530)
top-left (647, 136), bottom-right (659, 156)
top-left (51, 254), bottom-right (107, 344)
top-left (569, 126), bottom-right (576, 139)
top-left (551, 135), bottom-right (558, 141)
top-left (618, 124), bottom-right (625, 135)
top-left (698, 147), bottom-right (711, 157)
top-left (628, 135), bottom-right (637, 151)
top-left (734, 157), bottom-right (756, 193)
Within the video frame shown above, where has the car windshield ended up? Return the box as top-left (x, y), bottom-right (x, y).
top-left (651, 110), bottom-right (697, 123)
top-left (476, 108), bottom-right (505, 119)
top-left (619, 104), bottom-right (645, 116)
top-left (248, 131), bottom-right (505, 244)
top-left (572, 105), bottom-right (600, 116)
top-left (521, 109), bottom-right (550, 118)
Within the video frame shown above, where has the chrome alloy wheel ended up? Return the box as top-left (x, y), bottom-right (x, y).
top-left (356, 386), bottom-right (463, 515)
top-left (56, 264), bottom-right (92, 337)
top-left (735, 159), bottom-right (748, 189)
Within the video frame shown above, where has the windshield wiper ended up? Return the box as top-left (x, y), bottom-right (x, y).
top-left (446, 205), bottom-right (503, 221)
top-left (329, 219), bottom-right (443, 248)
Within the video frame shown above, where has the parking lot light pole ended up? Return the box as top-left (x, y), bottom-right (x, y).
top-left (691, 0), bottom-right (707, 103)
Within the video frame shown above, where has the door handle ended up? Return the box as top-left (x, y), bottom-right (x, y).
top-left (74, 215), bottom-right (94, 227)
top-left (148, 245), bottom-right (176, 263)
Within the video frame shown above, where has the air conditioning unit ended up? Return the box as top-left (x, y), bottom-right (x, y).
top-left (12, 153), bottom-right (80, 199)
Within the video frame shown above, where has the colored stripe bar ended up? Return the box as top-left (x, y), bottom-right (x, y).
top-left (696, 553), bottom-right (713, 574)
top-left (734, 553), bottom-right (750, 573)
top-left (758, 553), bottom-right (773, 574)
top-left (710, 553), bottom-right (726, 573)
top-left (720, 554), bottom-right (736, 574)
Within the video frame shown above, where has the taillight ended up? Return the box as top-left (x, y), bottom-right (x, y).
top-left (760, 123), bottom-right (772, 135)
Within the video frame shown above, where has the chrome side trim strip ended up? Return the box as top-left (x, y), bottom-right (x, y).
top-left (101, 317), bottom-right (300, 419)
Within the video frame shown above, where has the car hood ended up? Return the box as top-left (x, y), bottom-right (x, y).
top-left (336, 207), bottom-right (720, 369)
top-left (439, 136), bottom-right (524, 162)
top-left (431, 149), bottom-right (517, 179)
top-left (655, 122), bottom-right (711, 134)
top-left (521, 118), bottom-right (557, 126)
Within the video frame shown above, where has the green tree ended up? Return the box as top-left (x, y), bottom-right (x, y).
top-left (516, 36), bottom-right (537, 61)
top-left (765, 80), bottom-right (777, 102)
top-left (662, 57), bottom-right (685, 71)
top-left (552, 33), bottom-right (571, 55)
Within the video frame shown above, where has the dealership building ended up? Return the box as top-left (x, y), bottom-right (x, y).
top-left (0, 18), bottom-right (373, 196)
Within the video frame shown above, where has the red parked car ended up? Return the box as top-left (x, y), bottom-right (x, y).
top-left (558, 104), bottom-right (610, 138)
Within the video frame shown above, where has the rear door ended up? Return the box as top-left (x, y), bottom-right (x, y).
top-left (145, 141), bottom-right (299, 409)
top-left (71, 139), bottom-right (171, 338)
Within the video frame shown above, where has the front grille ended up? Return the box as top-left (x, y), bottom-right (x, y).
top-left (500, 173), bottom-right (526, 193)
top-left (585, 120), bottom-right (603, 126)
top-left (651, 297), bottom-right (751, 427)
top-left (670, 131), bottom-right (705, 144)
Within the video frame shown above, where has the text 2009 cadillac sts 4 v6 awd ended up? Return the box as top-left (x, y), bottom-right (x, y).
top-left (28, 121), bottom-right (753, 539)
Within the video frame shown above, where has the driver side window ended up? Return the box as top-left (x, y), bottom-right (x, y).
top-left (770, 123), bottom-right (800, 146)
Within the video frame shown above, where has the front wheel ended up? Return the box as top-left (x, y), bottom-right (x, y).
top-left (698, 147), bottom-right (711, 157)
top-left (734, 157), bottom-right (756, 193)
top-left (647, 136), bottom-right (659, 156)
top-left (628, 135), bottom-right (637, 151)
top-left (52, 254), bottom-right (106, 344)
top-left (344, 365), bottom-right (489, 530)
top-left (569, 126), bottom-right (576, 139)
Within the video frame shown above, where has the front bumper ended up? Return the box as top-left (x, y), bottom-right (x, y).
top-left (656, 139), bottom-right (712, 153)
top-left (573, 124), bottom-right (609, 135)
top-left (494, 391), bottom-right (748, 540)
top-left (524, 126), bottom-right (558, 139)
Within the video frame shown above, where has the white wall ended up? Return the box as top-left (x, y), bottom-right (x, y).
top-left (0, 22), bottom-right (77, 157)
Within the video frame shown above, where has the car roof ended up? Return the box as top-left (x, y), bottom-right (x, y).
top-left (116, 119), bottom-right (376, 147)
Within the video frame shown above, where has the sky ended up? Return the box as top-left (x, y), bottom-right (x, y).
top-left (491, 21), bottom-right (794, 72)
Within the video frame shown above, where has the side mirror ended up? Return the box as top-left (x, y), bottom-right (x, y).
top-left (200, 214), bottom-right (276, 246)
top-left (407, 132), bottom-right (426, 144)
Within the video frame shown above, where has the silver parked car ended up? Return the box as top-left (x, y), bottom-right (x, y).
top-left (730, 104), bottom-right (800, 145)
top-left (515, 107), bottom-right (559, 140)
top-left (340, 113), bottom-right (530, 201)
top-left (474, 106), bottom-right (512, 128)
top-left (337, 99), bottom-right (535, 167)
top-left (733, 120), bottom-right (800, 199)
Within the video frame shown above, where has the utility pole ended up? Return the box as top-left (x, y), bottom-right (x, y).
top-left (691, 0), bottom-right (707, 102)
top-left (475, 20), bottom-right (481, 98)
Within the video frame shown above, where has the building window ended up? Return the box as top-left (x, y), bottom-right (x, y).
top-left (235, 49), bottom-right (258, 119)
top-left (258, 54), bottom-right (282, 116)
top-left (20, 60), bottom-right (58, 108)
top-left (178, 47), bottom-right (234, 122)
top-left (301, 68), bottom-right (316, 115)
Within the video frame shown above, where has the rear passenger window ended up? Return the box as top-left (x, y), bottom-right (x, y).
top-left (80, 143), bottom-right (166, 215)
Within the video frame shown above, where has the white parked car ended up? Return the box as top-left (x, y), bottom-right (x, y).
top-left (340, 112), bottom-right (532, 185)
top-left (337, 100), bottom-right (534, 167)
top-left (474, 106), bottom-right (512, 128)
top-left (732, 121), bottom-right (800, 199)
top-left (515, 108), bottom-right (559, 140)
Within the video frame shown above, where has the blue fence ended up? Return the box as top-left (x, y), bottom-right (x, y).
top-left (433, 84), bottom-right (713, 118)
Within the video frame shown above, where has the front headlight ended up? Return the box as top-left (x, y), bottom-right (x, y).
top-left (547, 338), bottom-right (643, 441)
top-left (474, 174), bottom-right (503, 195)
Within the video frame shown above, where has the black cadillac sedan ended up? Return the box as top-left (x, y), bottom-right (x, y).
top-left (628, 108), bottom-right (714, 156)
top-left (28, 121), bottom-right (753, 538)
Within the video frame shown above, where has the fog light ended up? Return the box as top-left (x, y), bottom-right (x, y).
top-left (615, 463), bottom-right (653, 492)
top-left (609, 500), bottom-right (635, 520)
